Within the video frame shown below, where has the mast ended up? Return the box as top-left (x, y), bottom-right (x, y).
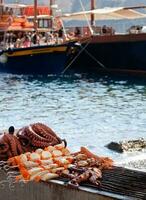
top-left (50, 0), bottom-right (55, 29)
top-left (50, 0), bottom-right (54, 16)
top-left (34, 0), bottom-right (38, 32)
top-left (91, 0), bottom-right (95, 26)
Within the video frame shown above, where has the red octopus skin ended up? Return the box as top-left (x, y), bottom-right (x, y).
top-left (0, 123), bottom-right (64, 161)
top-left (0, 142), bottom-right (9, 154)
top-left (17, 126), bottom-right (57, 144)
top-left (3, 134), bottom-right (18, 156)
top-left (16, 123), bottom-right (63, 149)
top-left (31, 123), bottom-right (61, 142)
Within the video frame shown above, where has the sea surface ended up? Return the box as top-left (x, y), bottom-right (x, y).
top-left (0, 73), bottom-right (146, 164)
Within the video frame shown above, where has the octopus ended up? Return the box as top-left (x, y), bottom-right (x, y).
top-left (67, 167), bottom-right (102, 188)
top-left (61, 165), bottom-right (102, 188)
top-left (0, 123), bottom-right (66, 161)
top-left (17, 123), bottom-right (64, 149)
top-left (0, 122), bottom-right (114, 189)
top-left (0, 131), bottom-right (24, 160)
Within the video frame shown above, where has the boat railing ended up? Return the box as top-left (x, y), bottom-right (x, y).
top-left (127, 25), bottom-right (146, 34)
top-left (65, 25), bottom-right (116, 37)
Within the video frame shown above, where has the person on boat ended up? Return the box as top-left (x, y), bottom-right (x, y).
top-left (14, 32), bottom-right (23, 48)
top-left (44, 31), bottom-right (53, 45)
top-left (74, 27), bottom-right (81, 37)
top-left (102, 25), bottom-right (107, 34)
top-left (31, 32), bottom-right (37, 45)
top-left (15, 38), bottom-right (21, 48)
top-left (102, 25), bottom-right (115, 35)
top-left (23, 34), bottom-right (31, 48)
top-left (17, 32), bottom-right (23, 39)
top-left (9, 8), bottom-right (13, 16)
top-left (57, 27), bottom-right (64, 44)
top-left (58, 27), bottom-right (63, 38)
top-left (31, 32), bottom-right (40, 46)
top-left (66, 32), bottom-right (75, 41)
top-left (141, 26), bottom-right (146, 33)
top-left (38, 33), bottom-right (45, 45)
top-left (3, 7), bottom-right (9, 15)
top-left (54, 32), bottom-right (60, 44)
top-left (5, 32), bottom-right (15, 49)
top-left (5, 33), bottom-right (10, 49)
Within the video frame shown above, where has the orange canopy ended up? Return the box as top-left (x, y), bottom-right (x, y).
top-left (23, 6), bottom-right (50, 16)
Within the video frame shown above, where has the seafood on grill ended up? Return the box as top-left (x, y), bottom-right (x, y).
top-left (79, 147), bottom-right (113, 170)
top-left (60, 147), bottom-right (113, 188)
top-left (0, 123), bottom-right (66, 161)
top-left (6, 145), bottom-right (113, 188)
top-left (67, 167), bottom-right (102, 188)
top-left (8, 142), bottom-right (73, 182)
top-left (0, 123), bottom-right (114, 188)
top-left (0, 133), bottom-right (25, 161)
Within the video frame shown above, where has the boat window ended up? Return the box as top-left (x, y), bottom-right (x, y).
top-left (38, 19), bottom-right (43, 28)
top-left (44, 19), bottom-right (48, 28)
top-left (38, 19), bottom-right (49, 28)
top-left (48, 19), bottom-right (52, 28)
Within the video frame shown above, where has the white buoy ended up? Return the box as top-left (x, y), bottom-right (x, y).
top-left (0, 54), bottom-right (7, 64)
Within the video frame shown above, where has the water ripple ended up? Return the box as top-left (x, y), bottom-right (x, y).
top-left (0, 74), bottom-right (146, 161)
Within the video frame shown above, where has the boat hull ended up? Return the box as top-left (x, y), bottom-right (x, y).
top-left (0, 44), bottom-right (73, 75)
top-left (71, 33), bottom-right (146, 76)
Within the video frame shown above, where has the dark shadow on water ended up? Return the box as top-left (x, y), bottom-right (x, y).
top-left (1, 72), bottom-right (146, 86)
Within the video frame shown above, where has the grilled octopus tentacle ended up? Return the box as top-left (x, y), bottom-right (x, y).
top-left (3, 134), bottom-right (18, 157)
top-left (0, 122), bottom-right (63, 160)
top-left (32, 123), bottom-right (62, 142)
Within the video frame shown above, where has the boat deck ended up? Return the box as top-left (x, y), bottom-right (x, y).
top-left (0, 166), bottom-right (146, 200)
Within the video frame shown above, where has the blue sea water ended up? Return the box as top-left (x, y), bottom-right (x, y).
top-left (0, 73), bottom-right (146, 163)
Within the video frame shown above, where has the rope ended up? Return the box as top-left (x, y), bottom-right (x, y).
top-left (80, 44), bottom-right (107, 69)
top-left (3, 30), bottom-right (7, 50)
top-left (61, 38), bottom-right (92, 74)
top-left (0, 28), bottom-right (8, 51)
top-left (61, 36), bottom-right (108, 74)
top-left (59, 18), bottom-right (68, 40)
top-left (79, 0), bottom-right (94, 35)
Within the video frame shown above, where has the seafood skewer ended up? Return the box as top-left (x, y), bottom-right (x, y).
top-left (6, 143), bottom-right (113, 188)
top-left (8, 143), bottom-right (74, 183)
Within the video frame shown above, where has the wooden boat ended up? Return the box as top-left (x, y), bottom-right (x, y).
top-left (0, 1), bottom-right (77, 74)
top-left (0, 42), bottom-right (76, 74)
top-left (61, 1), bottom-right (146, 76)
